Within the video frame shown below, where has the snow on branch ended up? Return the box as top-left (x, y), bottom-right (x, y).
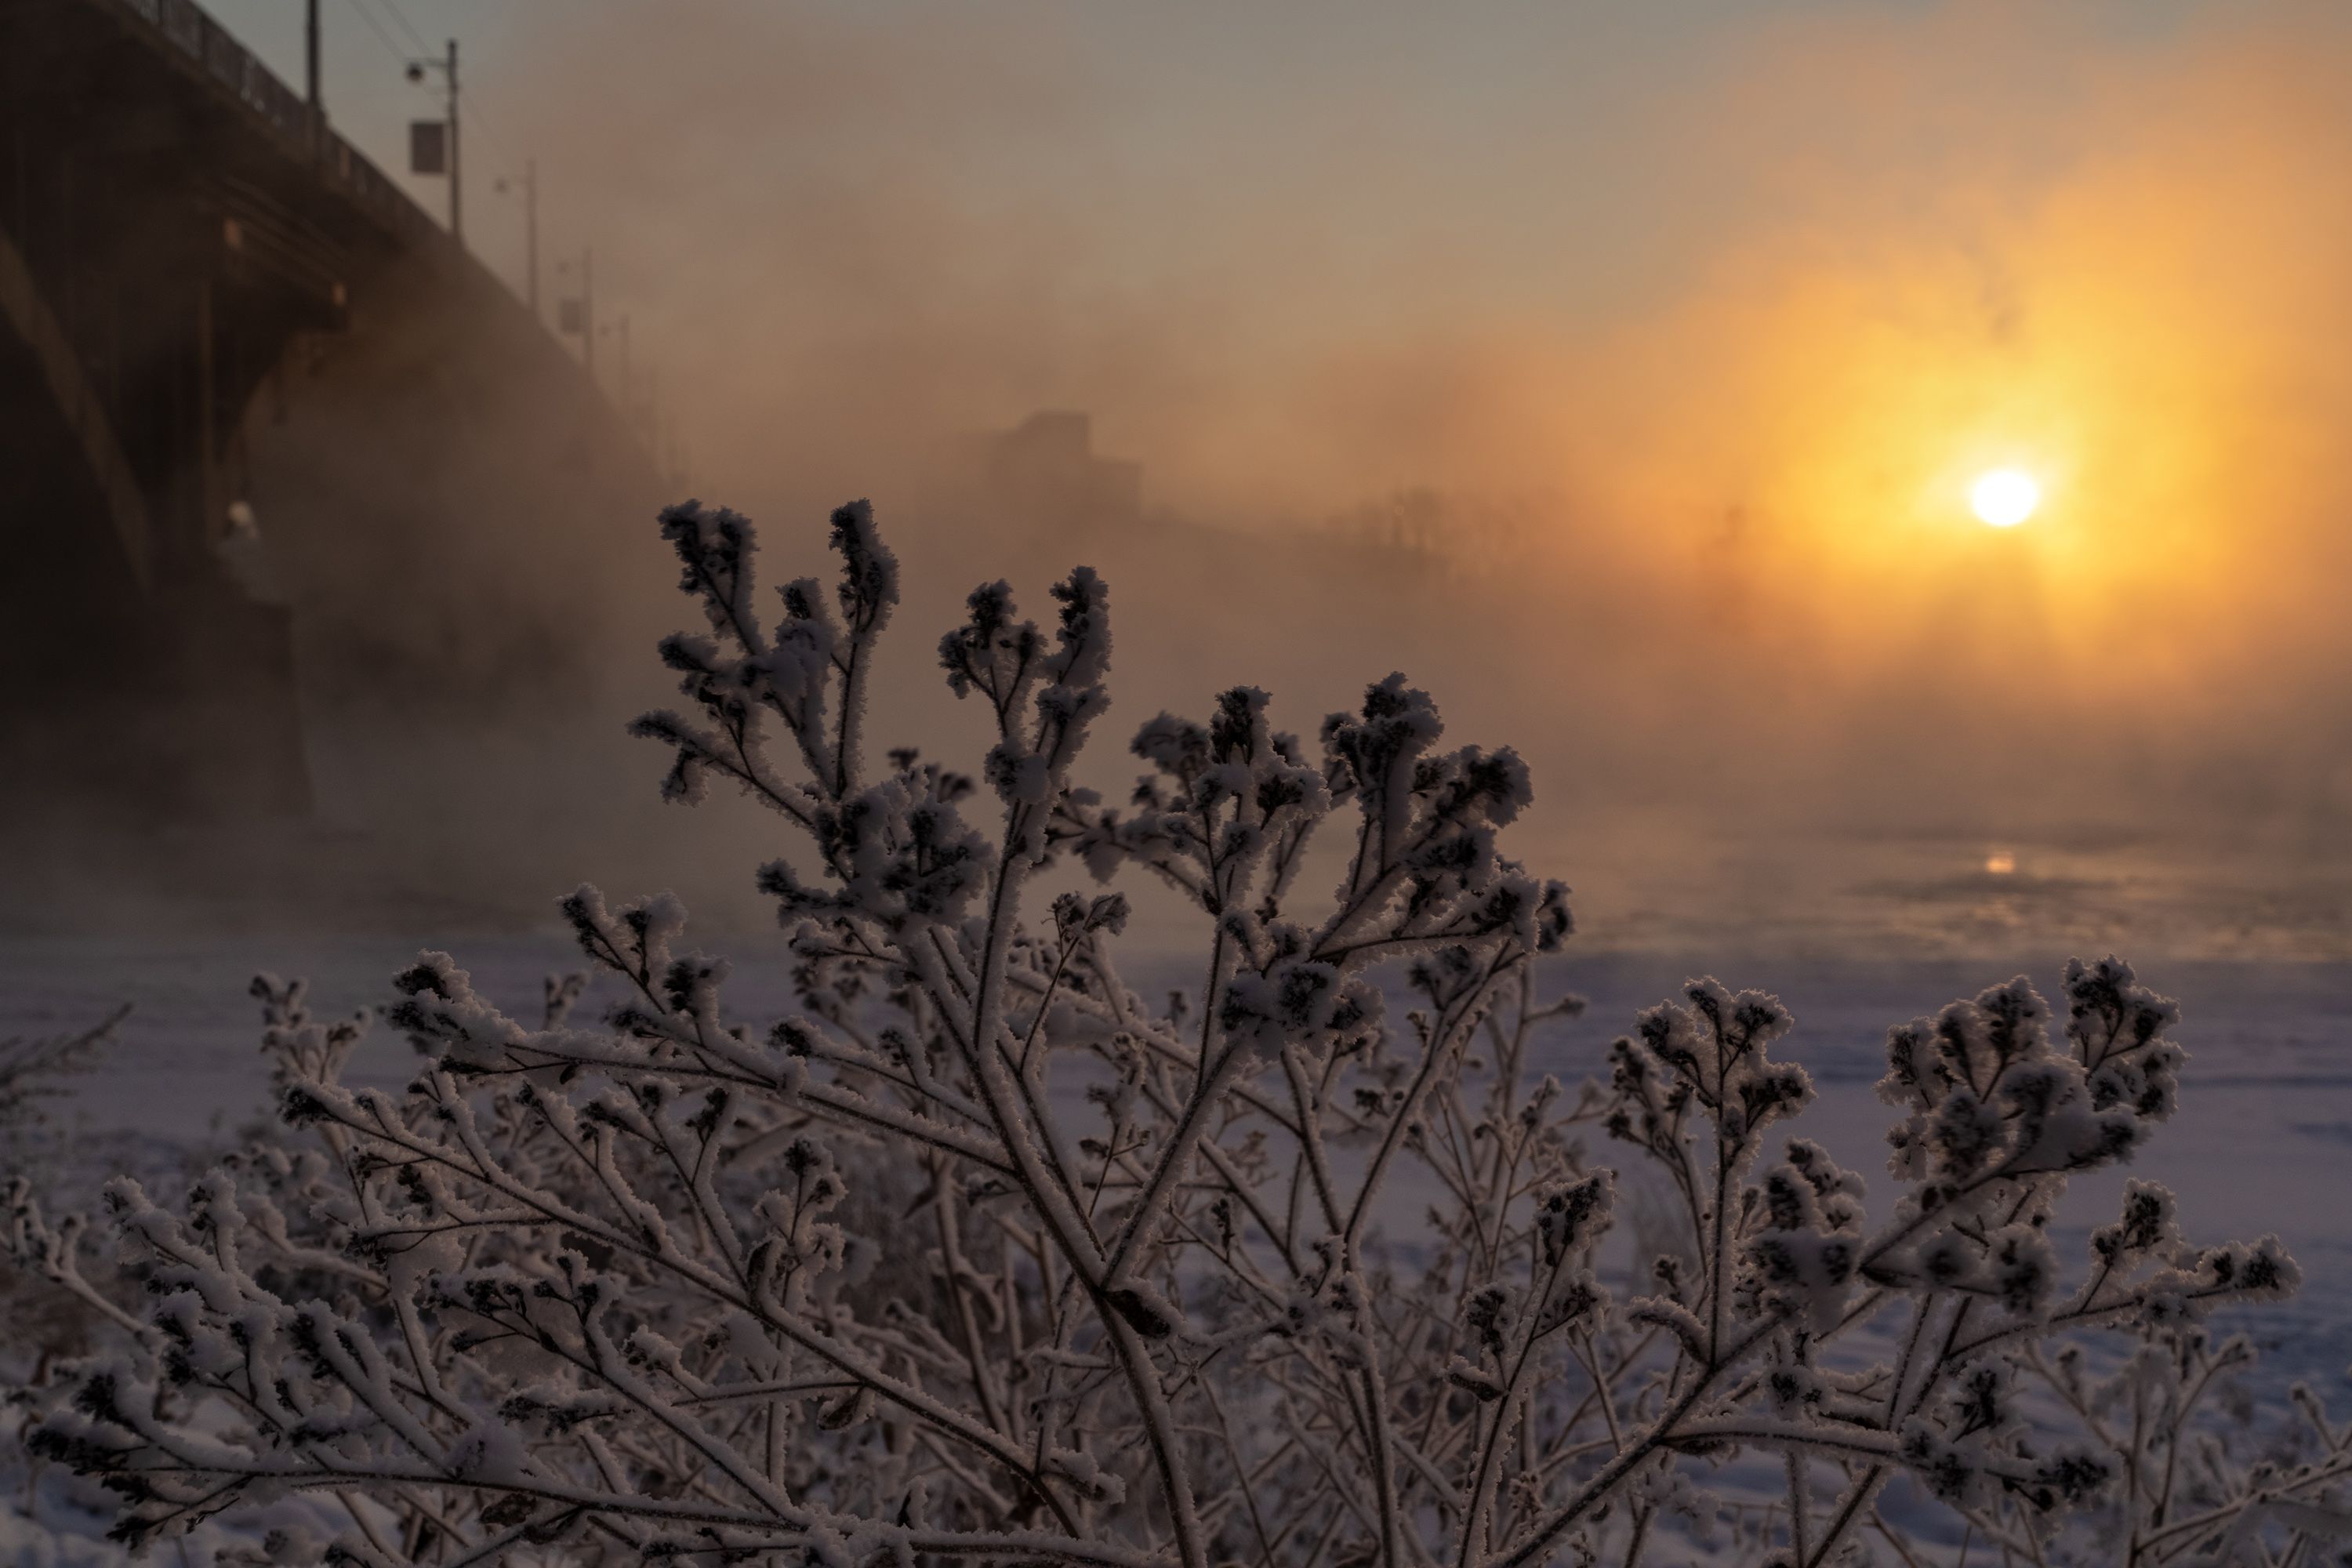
top-left (9, 501), bottom-right (2341, 1567)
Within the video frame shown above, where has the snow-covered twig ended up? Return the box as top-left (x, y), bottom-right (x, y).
top-left (7, 500), bottom-right (2332, 1568)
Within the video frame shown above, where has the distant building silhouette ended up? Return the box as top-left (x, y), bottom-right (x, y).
top-left (981, 411), bottom-right (1142, 534)
top-left (1318, 485), bottom-right (1548, 582)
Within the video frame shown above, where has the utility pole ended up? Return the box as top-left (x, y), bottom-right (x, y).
top-left (617, 312), bottom-right (631, 408)
top-left (523, 159), bottom-right (538, 314)
top-left (304, 0), bottom-right (321, 128)
top-left (555, 247), bottom-right (596, 368)
top-left (405, 44), bottom-right (463, 245)
top-left (494, 164), bottom-right (541, 315)
top-left (445, 39), bottom-right (461, 243)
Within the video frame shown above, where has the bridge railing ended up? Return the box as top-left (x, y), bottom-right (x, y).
top-left (107, 0), bottom-right (441, 250)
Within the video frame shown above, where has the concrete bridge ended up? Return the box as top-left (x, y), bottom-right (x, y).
top-left (1, 0), bottom-right (663, 828)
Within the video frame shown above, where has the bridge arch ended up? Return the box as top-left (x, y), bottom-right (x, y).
top-left (2, 0), bottom-right (665, 837)
top-left (0, 223), bottom-right (154, 589)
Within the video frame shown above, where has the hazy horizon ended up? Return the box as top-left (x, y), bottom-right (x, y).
top-left (24, 0), bottom-right (2352, 958)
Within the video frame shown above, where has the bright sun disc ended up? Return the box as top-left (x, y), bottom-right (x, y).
top-left (1970, 468), bottom-right (2041, 527)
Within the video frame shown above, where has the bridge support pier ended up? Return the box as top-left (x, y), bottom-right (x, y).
top-left (1, 195), bottom-right (311, 826)
top-left (2, 0), bottom-right (330, 826)
top-left (5, 0), bottom-right (666, 857)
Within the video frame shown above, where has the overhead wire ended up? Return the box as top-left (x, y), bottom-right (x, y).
top-left (393, 1), bottom-right (511, 163)
top-left (372, 0), bottom-right (432, 60)
top-left (459, 100), bottom-right (506, 161)
top-left (337, 0), bottom-right (409, 68)
top-left (333, 0), bottom-right (532, 297)
top-left (339, 0), bottom-right (510, 165)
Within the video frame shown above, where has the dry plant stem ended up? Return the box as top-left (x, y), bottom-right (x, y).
top-left (5, 499), bottom-right (2328, 1568)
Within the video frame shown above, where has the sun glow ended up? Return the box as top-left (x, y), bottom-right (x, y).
top-left (1970, 468), bottom-right (2042, 527)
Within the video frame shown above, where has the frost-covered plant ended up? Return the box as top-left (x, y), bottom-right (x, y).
top-left (9, 501), bottom-right (2343, 1566)
top-left (0, 1007), bottom-right (126, 1379)
top-left (0, 1006), bottom-right (122, 1168)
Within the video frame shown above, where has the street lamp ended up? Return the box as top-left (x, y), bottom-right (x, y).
top-left (492, 162), bottom-right (539, 316)
top-left (554, 250), bottom-right (594, 374)
top-left (402, 41), bottom-right (462, 244)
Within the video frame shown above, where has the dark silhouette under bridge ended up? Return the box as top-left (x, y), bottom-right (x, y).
top-left (2, 0), bottom-right (661, 825)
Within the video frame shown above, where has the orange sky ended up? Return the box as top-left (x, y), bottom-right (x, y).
top-left (201, 0), bottom-right (2352, 865)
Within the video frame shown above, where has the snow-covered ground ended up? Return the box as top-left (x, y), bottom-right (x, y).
top-left (9, 929), bottom-right (2344, 1374)
top-left (5, 927), bottom-right (2347, 1559)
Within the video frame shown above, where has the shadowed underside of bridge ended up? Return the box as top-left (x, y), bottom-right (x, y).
top-left (2, 0), bottom-right (665, 836)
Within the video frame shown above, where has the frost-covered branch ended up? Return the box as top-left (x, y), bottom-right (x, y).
top-left (9, 499), bottom-right (2335, 1567)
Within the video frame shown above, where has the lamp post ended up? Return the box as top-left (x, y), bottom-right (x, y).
top-left (404, 41), bottom-right (461, 243)
top-left (304, 0), bottom-right (321, 145)
top-left (556, 249), bottom-right (594, 375)
top-left (494, 162), bottom-right (539, 316)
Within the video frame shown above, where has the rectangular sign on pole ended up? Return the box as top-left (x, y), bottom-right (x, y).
top-left (409, 121), bottom-right (448, 176)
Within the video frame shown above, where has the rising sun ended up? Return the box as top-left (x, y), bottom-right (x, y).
top-left (1970, 468), bottom-right (2042, 527)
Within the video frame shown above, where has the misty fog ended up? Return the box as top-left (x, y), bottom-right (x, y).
top-left (22, 0), bottom-right (2352, 960)
top-left (16, 10), bottom-right (2352, 1559)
